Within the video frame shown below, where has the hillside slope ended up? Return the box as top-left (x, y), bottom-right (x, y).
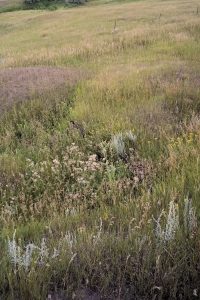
top-left (0, 0), bottom-right (200, 299)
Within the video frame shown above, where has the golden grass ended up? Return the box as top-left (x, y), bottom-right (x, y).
top-left (1, 0), bottom-right (199, 132)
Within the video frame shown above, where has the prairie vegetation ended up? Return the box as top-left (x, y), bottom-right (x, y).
top-left (0, 0), bottom-right (200, 299)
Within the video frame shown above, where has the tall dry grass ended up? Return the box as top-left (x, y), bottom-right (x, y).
top-left (0, 0), bottom-right (200, 298)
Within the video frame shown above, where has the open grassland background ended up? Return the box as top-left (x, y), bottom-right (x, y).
top-left (0, 0), bottom-right (200, 299)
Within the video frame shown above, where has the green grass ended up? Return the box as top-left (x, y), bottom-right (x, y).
top-left (0, 0), bottom-right (200, 299)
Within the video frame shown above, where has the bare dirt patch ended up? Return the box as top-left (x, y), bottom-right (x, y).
top-left (0, 0), bottom-right (21, 8)
top-left (0, 0), bottom-right (8, 7)
top-left (0, 67), bottom-right (86, 114)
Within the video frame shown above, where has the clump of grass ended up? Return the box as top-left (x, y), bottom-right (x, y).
top-left (111, 131), bottom-right (136, 159)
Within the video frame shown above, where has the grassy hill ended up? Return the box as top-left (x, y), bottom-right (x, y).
top-left (0, 0), bottom-right (144, 12)
top-left (0, 0), bottom-right (200, 299)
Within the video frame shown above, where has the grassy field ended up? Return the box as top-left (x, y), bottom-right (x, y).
top-left (0, 0), bottom-right (200, 299)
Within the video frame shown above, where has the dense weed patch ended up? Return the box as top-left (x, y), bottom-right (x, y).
top-left (0, 0), bottom-right (200, 298)
top-left (0, 73), bottom-right (200, 298)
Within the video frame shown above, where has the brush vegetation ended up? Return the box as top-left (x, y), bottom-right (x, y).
top-left (0, 0), bottom-right (200, 299)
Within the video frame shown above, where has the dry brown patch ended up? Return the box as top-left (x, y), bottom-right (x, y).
top-left (0, 67), bottom-right (86, 114)
top-left (0, 0), bottom-right (20, 7)
top-left (0, 0), bottom-right (8, 7)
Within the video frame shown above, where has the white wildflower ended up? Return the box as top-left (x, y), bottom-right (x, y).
top-left (111, 133), bottom-right (125, 157)
top-left (164, 201), bottom-right (179, 241)
top-left (51, 248), bottom-right (60, 259)
top-left (53, 159), bottom-right (60, 166)
top-left (65, 232), bottom-right (77, 253)
top-left (184, 197), bottom-right (197, 235)
top-left (22, 243), bottom-right (37, 272)
top-left (39, 238), bottom-right (49, 264)
top-left (8, 230), bottom-right (18, 270)
top-left (125, 131), bottom-right (137, 143)
top-left (93, 218), bottom-right (103, 245)
top-left (193, 289), bottom-right (198, 297)
top-left (155, 201), bottom-right (179, 242)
